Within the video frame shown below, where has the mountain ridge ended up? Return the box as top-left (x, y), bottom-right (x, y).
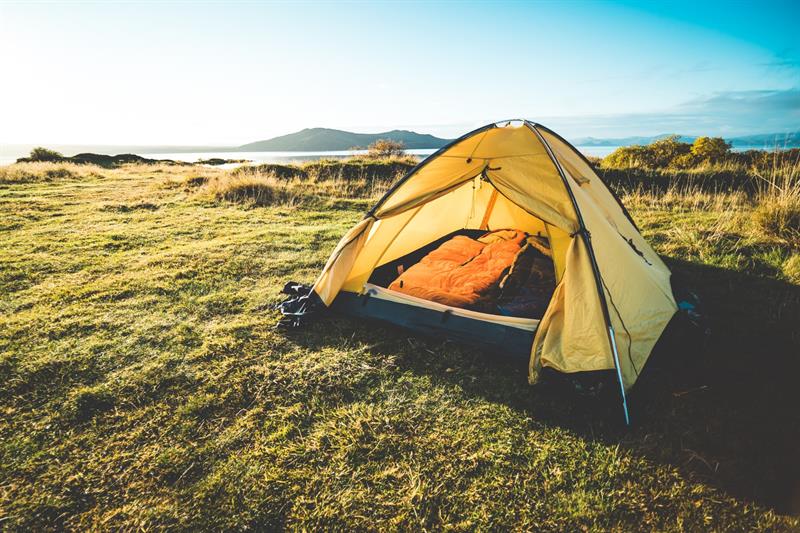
top-left (4, 130), bottom-right (797, 161)
top-left (238, 127), bottom-right (452, 151)
top-left (572, 131), bottom-right (800, 147)
top-left (240, 128), bottom-right (800, 152)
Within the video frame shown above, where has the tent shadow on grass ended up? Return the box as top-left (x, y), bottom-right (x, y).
top-left (285, 256), bottom-right (800, 516)
top-left (629, 257), bottom-right (800, 516)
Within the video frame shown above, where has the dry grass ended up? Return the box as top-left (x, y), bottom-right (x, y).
top-left (621, 184), bottom-right (751, 213)
top-left (754, 195), bottom-right (800, 244)
top-left (599, 149), bottom-right (800, 198)
top-left (197, 165), bottom-right (396, 207)
top-left (200, 174), bottom-right (303, 207)
top-left (752, 157), bottom-right (800, 245)
top-left (623, 182), bottom-right (798, 282)
top-left (0, 162), bottom-right (105, 184)
top-left (620, 154), bottom-right (800, 278)
top-left (302, 171), bottom-right (393, 199)
top-left (783, 254), bottom-right (800, 283)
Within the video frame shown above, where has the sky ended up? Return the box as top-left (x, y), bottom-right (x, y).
top-left (0, 0), bottom-right (798, 145)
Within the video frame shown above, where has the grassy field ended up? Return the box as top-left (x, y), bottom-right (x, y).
top-left (1, 160), bottom-right (799, 531)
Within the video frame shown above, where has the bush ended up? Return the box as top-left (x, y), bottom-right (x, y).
top-left (602, 136), bottom-right (702, 170)
top-left (670, 152), bottom-right (698, 169)
top-left (366, 139), bottom-right (405, 159)
top-left (601, 136), bottom-right (798, 176)
top-left (649, 135), bottom-right (692, 167)
top-left (691, 137), bottom-right (731, 162)
top-left (602, 145), bottom-right (650, 168)
top-left (602, 137), bottom-right (691, 169)
top-left (26, 147), bottom-right (64, 162)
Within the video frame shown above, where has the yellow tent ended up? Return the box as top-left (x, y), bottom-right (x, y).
top-left (309, 120), bottom-right (677, 423)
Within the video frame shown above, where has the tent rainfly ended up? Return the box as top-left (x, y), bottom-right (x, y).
top-left (293, 120), bottom-right (678, 424)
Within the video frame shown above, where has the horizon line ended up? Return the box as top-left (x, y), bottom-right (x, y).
top-left (2, 126), bottom-right (799, 149)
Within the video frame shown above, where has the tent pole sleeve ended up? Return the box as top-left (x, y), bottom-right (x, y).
top-left (527, 121), bottom-right (632, 426)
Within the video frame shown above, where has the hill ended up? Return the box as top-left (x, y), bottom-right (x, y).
top-left (573, 134), bottom-right (695, 146)
top-left (727, 131), bottom-right (800, 148)
top-left (573, 132), bottom-right (800, 148)
top-left (14, 152), bottom-right (247, 168)
top-left (238, 128), bottom-right (452, 151)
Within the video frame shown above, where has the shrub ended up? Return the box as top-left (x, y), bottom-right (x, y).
top-left (670, 152), bottom-right (698, 169)
top-left (601, 136), bottom-right (798, 177)
top-left (602, 145), bottom-right (649, 168)
top-left (25, 147), bottom-right (64, 162)
top-left (366, 139), bottom-right (405, 159)
top-left (691, 136), bottom-right (731, 162)
top-left (601, 139), bottom-right (691, 169)
top-left (602, 136), bottom-right (694, 170)
top-left (649, 135), bottom-right (692, 168)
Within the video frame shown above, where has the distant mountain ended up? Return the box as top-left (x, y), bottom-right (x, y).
top-left (572, 134), bottom-right (694, 146)
top-left (572, 132), bottom-right (800, 148)
top-left (238, 128), bottom-right (452, 152)
top-left (726, 131), bottom-right (800, 148)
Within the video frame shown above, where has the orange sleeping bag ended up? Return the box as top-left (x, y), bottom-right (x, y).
top-left (388, 230), bottom-right (527, 308)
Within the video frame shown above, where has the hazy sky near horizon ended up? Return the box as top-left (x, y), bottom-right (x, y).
top-left (1, 0), bottom-right (798, 145)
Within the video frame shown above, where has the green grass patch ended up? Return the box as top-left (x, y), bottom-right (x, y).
top-left (0, 163), bottom-right (798, 530)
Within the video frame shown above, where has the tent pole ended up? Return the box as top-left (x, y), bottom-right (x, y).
top-left (527, 121), bottom-right (632, 426)
top-left (608, 325), bottom-right (631, 425)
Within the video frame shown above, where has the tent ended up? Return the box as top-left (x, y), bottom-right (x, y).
top-left (301, 120), bottom-right (677, 423)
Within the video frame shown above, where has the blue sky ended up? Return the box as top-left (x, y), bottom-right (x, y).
top-left (0, 0), bottom-right (798, 144)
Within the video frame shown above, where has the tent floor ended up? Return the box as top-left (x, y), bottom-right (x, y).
top-left (331, 289), bottom-right (536, 361)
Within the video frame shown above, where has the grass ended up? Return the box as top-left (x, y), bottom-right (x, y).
top-left (752, 164), bottom-right (800, 246)
top-left (200, 159), bottom-right (403, 205)
top-left (199, 174), bottom-right (304, 207)
top-left (597, 146), bottom-right (800, 196)
top-left (754, 196), bottom-right (800, 244)
top-left (0, 162), bottom-right (105, 184)
top-left (0, 161), bottom-right (798, 531)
